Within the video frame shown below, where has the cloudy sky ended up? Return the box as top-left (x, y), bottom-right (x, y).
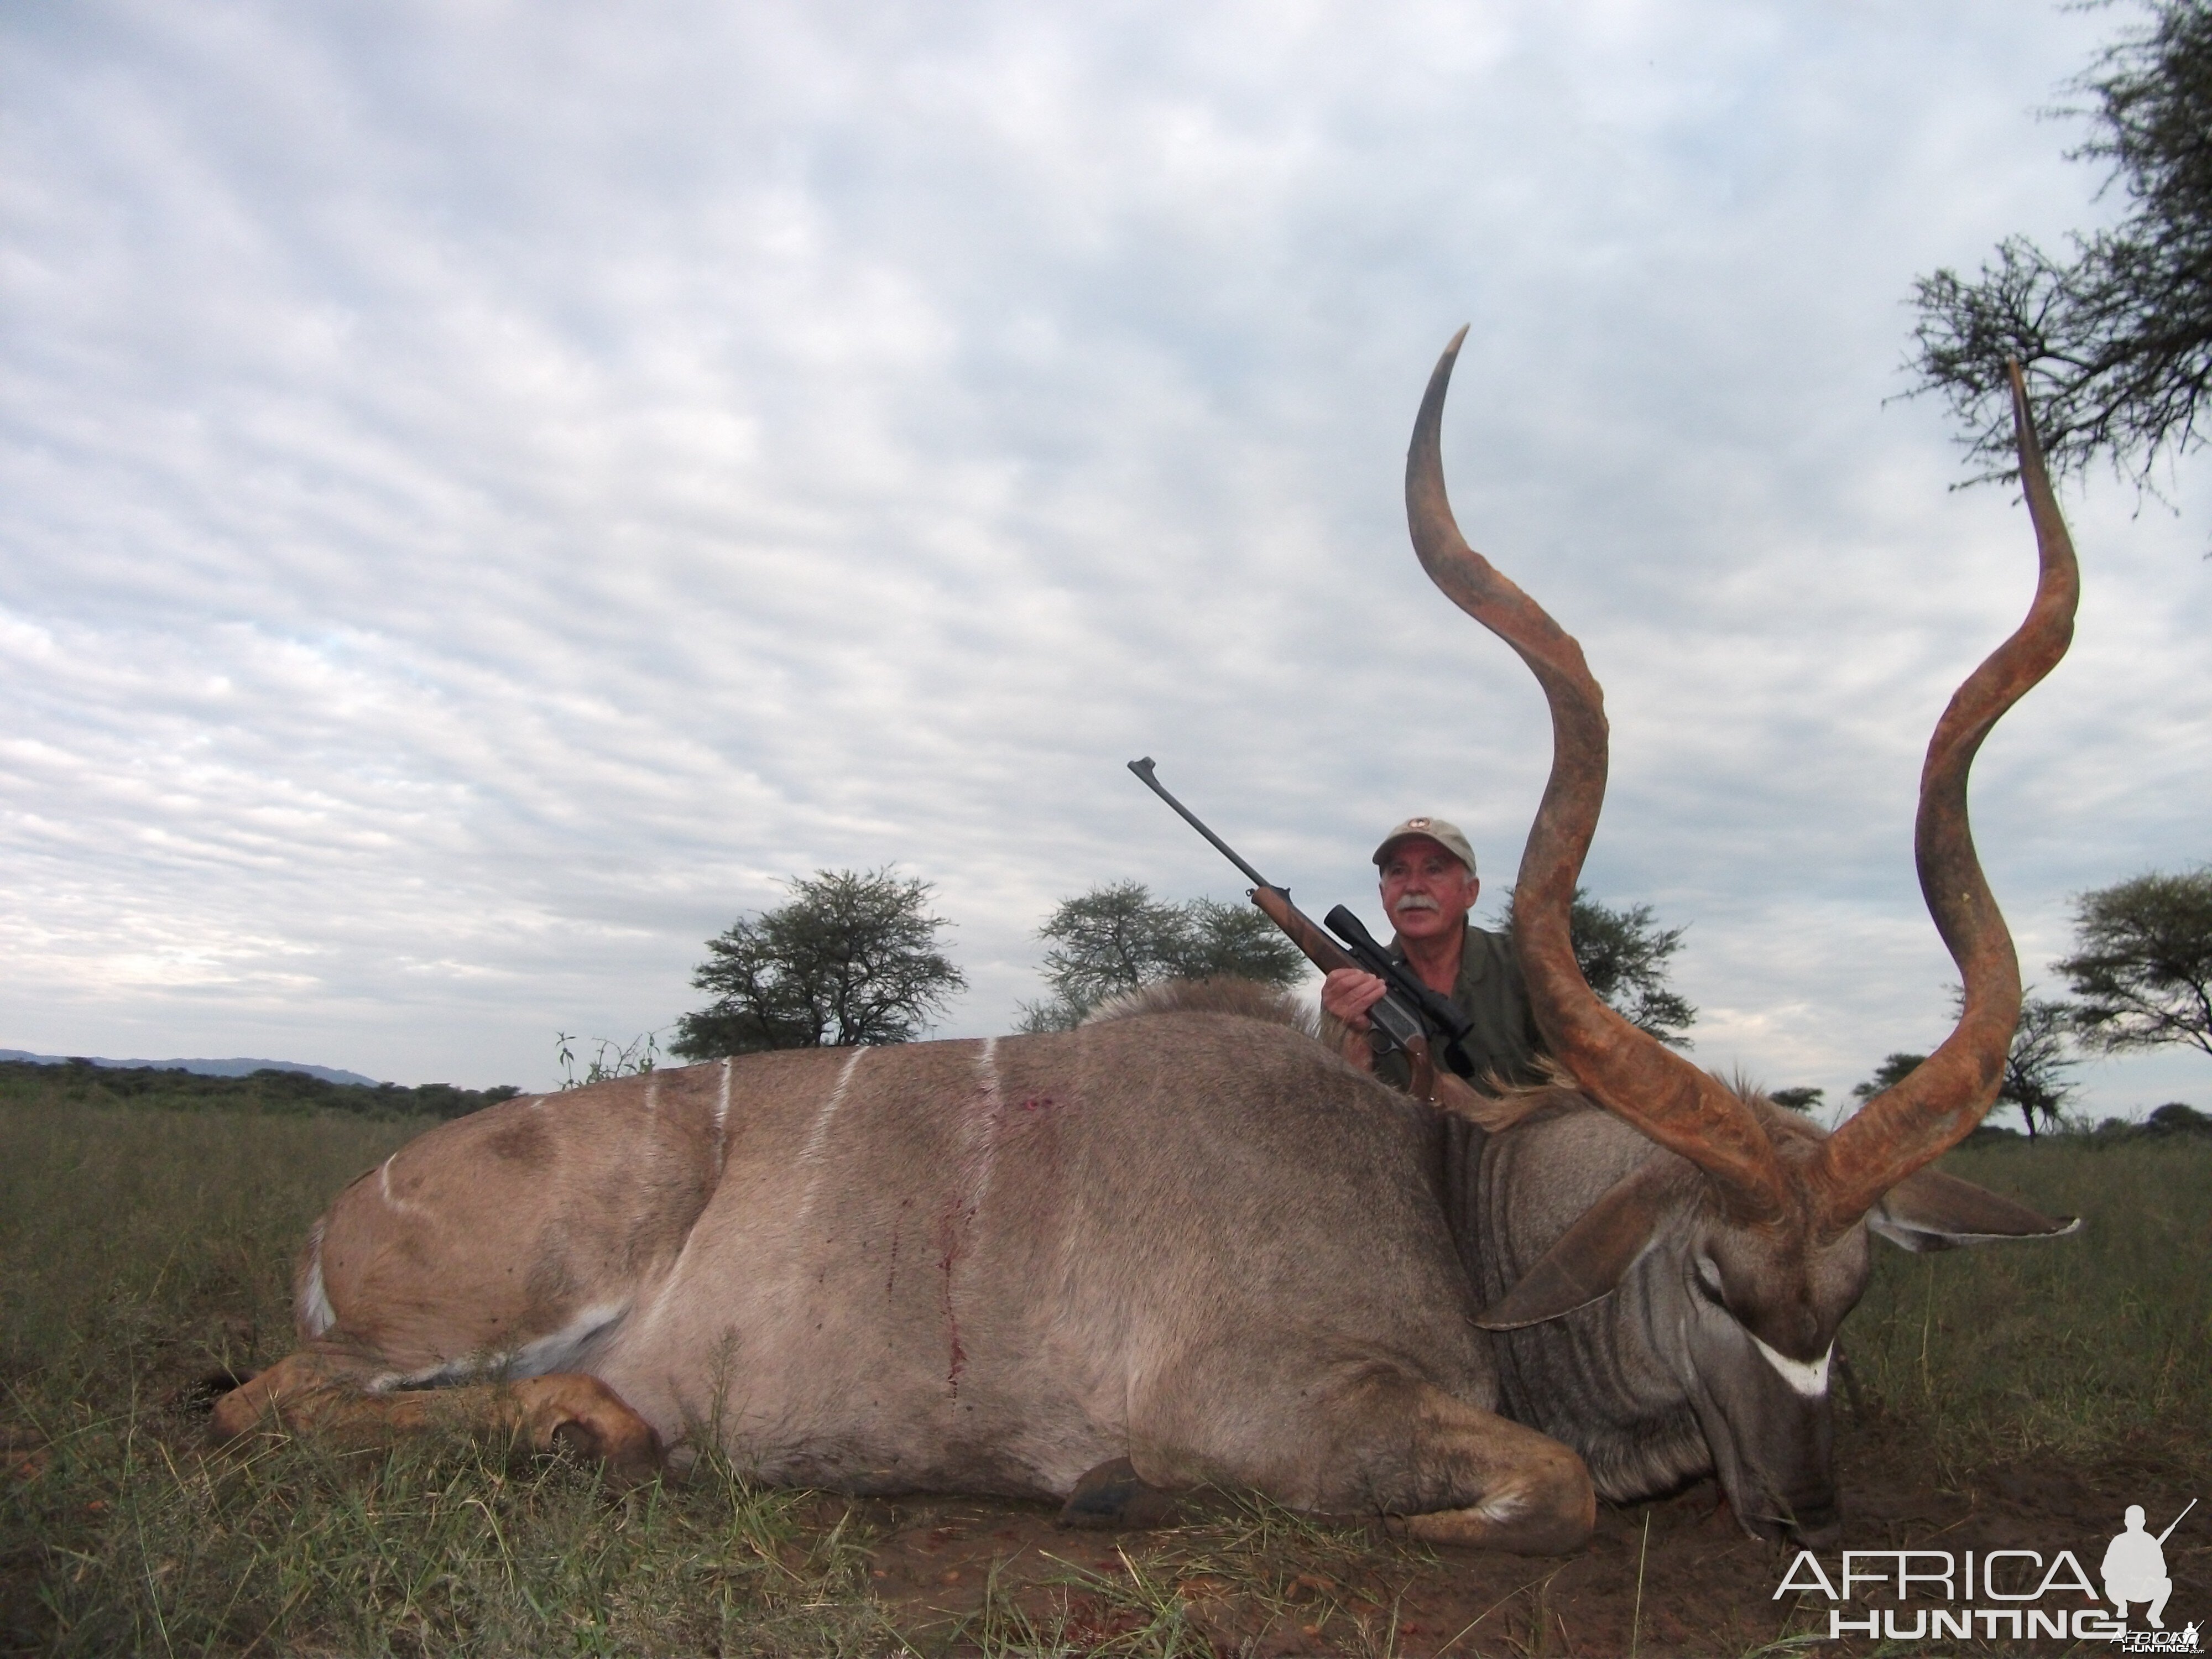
top-left (3, 1), bottom-right (2205, 1113)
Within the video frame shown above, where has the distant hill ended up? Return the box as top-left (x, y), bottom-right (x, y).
top-left (1, 1055), bottom-right (522, 1121)
top-left (0, 1049), bottom-right (383, 1088)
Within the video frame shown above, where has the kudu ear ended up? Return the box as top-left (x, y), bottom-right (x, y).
top-left (1475, 1159), bottom-right (1676, 1330)
top-left (1867, 1166), bottom-right (2080, 1254)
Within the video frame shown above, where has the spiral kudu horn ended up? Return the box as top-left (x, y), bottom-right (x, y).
top-left (1405, 328), bottom-right (1788, 1225)
top-left (1809, 362), bottom-right (2078, 1234)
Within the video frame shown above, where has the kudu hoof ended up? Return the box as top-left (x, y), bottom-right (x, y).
top-left (546, 1418), bottom-right (661, 1486)
top-left (1056, 1457), bottom-right (1181, 1530)
top-left (534, 1386), bottom-right (664, 1489)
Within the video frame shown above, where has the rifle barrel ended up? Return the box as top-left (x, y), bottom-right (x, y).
top-left (1126, 759), bottom-right (1278, 894)
top-left (2157, 1497), bottom-right (2197, 1544)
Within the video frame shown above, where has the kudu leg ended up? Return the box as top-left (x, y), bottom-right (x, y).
top-left (1323, 1371), bottom-right (1595, 1554)
top-left (210, 1352), bottom-right (663, 1485)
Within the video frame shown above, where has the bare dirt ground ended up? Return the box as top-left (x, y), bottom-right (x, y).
top-left (847, 1417), bottom-right (2210, 1656)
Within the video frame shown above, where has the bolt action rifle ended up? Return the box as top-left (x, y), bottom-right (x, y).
top-left (2157, 1498), bottom-right (2197, 1545)
top-left (1129, 758), bottom-right (1517, 1127)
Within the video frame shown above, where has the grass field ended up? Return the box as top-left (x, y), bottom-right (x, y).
top-left (2, 1085), bottom-right (2206, 1656)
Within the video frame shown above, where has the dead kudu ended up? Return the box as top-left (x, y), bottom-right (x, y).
top-left (212, 337), bottom-right (2079, 1551)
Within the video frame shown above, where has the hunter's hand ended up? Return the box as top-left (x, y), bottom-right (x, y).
top-left (1321, 968), bottom-right (1389, 1030)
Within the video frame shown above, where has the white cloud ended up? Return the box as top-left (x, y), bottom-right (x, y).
top-left (1, 1), bottom-right (2204, 1121)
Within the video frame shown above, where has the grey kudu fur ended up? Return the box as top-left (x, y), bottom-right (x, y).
top-left (213, 338), bottom-right (2080, 1550)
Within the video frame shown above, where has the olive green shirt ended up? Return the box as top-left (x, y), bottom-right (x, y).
top-left (1373, 921), bottom-right (1547, 1095)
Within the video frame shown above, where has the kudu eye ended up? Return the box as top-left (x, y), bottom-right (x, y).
top-left (1692, 1256), bottom-right (1728, 1307)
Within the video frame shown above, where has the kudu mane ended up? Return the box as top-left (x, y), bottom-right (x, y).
top-left (1084, 975), bottom-right (1322, 1037)
top-left (1092, 979), bottom-right (1824, 1156)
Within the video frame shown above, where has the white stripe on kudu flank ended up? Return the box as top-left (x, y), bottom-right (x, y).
top-left (298, 1224), bottom-right (337, 1337)
top-left (378, 1155), bottom-right (426, 1218)
top-left (1750, 1333), bottom-right (1832, 1398)
top-left (932, 1038), bottom-right (1011, 1399)
top-left (791, 1047), bottom-right (870, 1228)
top-left (937, 1040), bottom-right (1010, 1255)
top-left (637, 1057), bottom-right (745, 1338)
top-left (967, 1036), bottom-right (1006, 1208)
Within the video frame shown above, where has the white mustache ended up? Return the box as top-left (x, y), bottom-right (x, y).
top-left (1392, 895), bottom-right (1441, 914)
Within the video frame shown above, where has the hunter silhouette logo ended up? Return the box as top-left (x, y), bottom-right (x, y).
top-left (2105, 1500), bottom-right (2196, 1650)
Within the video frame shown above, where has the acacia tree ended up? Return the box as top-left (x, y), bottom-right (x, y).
top-left (671, 869), bottom-right (965, 1058)
top-left (1568, 890), bottom-right (1698, 1049)
top-left (1504, 886), bottom-right (1699, 1049)
top-left (1851, 1052), bottom-right (1928, 1104)
top-left (1995, 994), bottom-right (2081, 1140)
top-left (1848, 994), bottom-right (2080, 1139)
top-left (2055, 866), bottom-right (2212, 1061)
top-left (1906, 0), bottom-right (2212, 534)
top-left (1017, 881), bottom-right (1307, 1031)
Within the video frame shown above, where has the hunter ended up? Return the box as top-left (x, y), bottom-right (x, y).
top-left (1319, 816), bottom-right (1547, 1094)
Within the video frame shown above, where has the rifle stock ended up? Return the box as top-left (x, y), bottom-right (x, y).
top-left (1248, 885), bottom-right (1439, 1101)
top-left (1246, 884), bottom-right (1354, 978)
top-left (1257, 886), bottom-right (1532, 1129)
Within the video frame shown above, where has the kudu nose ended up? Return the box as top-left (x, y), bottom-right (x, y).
top-left (1780, 1484), bottom-right (1843, 1548)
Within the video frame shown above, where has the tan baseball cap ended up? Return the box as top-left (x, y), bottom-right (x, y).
top-left (1372, 816), bottom-right (1477, 875)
